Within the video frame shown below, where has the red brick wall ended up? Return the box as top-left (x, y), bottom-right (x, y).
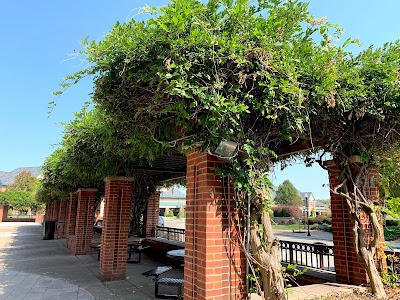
top-left (144, 192), bottom-right (160, 238)
top-left (185, 151), bottom-right (246, 300)
top-left (73, 189), bottom-right (97, 255)
top-left (53, 201), bottom-right (60, 224)
top-left (35, 211), bottom-right (44, 223)
top-left (66, 193), bottom-right (78, 253)
top-left (328, 161), bottom-right (386, 285)
top-left (46, 202), bottom-right (53, 221)
top-left (57, 198), bottom-right (68, 238)
top-left (0, 205), bottom-right (8, 222)
top-left (99, 177), bottom-right (134, 281)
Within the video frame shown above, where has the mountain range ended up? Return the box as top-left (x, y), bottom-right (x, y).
top-left (0, 167), bottom-right (42, 186)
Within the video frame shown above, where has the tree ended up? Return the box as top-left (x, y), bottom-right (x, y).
top-left (1, 172), bottom-right (40, 212)
top-left (51, 0), bottom-right (400, 298)
top-left (274, 180), bottom-right (303, 206)
top-left (9, 171), bottom-right (38, 192)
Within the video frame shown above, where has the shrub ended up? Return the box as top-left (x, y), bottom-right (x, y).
top-left (273, 205), bottom-right (302, 218)
top-left (273, 206), bottom-right (283, 217)
top-left (164, 208), bottom-right (174, 217)
top-left (308, 216), bottom-right (332, 225)
top-left (280, 219), bottom-right (289, 225)
top-left (323, 224), bottom-right (333, 232)
top-left (386, 219), bottom-right (400, 227)
top-left (177, 207), bottom-right (186, 219)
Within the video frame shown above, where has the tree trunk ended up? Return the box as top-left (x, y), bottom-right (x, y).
top-left (333, 158), bottom-right (387, 299)
top-left (359, 247), bottom-right (386, 299)
top-left (250, 207), bottom-right (286, 300)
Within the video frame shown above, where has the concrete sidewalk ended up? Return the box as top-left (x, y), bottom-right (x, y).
top-left (274, 229), bottom-right (334, 246)
top-left (0, 222), bottom-right (183, 300)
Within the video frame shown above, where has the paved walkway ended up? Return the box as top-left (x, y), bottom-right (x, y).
top-left (274, 229), bottom-right (334, 246)
top-left (0, 222), bottom-right (182, 300)
top-left (0, 222), bottom-right (365, 300)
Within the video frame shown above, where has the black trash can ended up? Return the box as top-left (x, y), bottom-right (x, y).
top-left (43, 221), bottom-right (55, 240)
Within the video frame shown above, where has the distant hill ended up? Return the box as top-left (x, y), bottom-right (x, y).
top-left (0, 167), bottom-right (42, 186)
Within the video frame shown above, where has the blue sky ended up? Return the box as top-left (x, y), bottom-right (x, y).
top-left (0, 1), bottom-right (399, 199)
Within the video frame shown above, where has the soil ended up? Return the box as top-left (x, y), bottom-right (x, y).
top-left (327, 287), bottom-right (400, 300)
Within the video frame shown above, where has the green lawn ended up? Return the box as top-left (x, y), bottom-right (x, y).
top-left (7, 215), bottom-right (35, 219)
top-left (272, 224), bottom-right (307, 231)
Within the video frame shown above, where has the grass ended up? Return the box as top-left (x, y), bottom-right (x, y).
top-left (272, 224), bottom-right (306, 231)
top-left (384, 226), bottom-right (400, 241)
top-left (7, 215), bottom-right (35, 219)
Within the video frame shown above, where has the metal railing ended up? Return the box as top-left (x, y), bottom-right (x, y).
top-left (154, 227), bottom-right (335, 272)
top-left (156, 226), bottom-right (185, 242)
top-left (385, 248), bottom-right (400, 274)
top-left (279, 240), bottom-right (335, 272)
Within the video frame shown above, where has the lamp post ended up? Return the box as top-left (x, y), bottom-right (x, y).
top-left (305, 194), bottom-right (311, 236)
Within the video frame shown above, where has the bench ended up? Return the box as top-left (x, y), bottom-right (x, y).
top-left (143, 266), bottom-right (184, 299)
top-left (153, 277), bottom-right (184, 299)
top-left (127, 244), bottom-right (150, 264)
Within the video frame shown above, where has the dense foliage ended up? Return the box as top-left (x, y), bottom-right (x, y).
top-left (274, 180), bottom-right (303, 206)
top-left (0, 172), bottom-right (39, 211)
top-left (45, 0), bottom-right (400, 298)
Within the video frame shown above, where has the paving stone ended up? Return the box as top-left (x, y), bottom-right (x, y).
top-left (0, 223), bottom-right (182, 300)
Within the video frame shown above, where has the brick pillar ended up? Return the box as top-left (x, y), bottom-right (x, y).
top-left (57, 198), bottom-right (68, 238)
top-left (0, 205), bottom-right (8, 222)
top-left (53, 201), bottom-right (60, 222)
top-left (328, 160), bottom-right (386, 285)
top-left (144, 192), bottom-right (161, 238)
top-left (44, 203), bottom-right (49, 221)
top-left (73, 188), bottom-right (97, 255)
top-left (47, 202), bottom-right (53, 221)
top-left (99, 176), bottom-right (134, 281)
top-left (51, 201), bottom-right (56, 221)
top-left (66, 192), bottom-right (78, 253)
top-left (53, 201), bottom-right (60, 236)
top-left (185, 151), bottom-right (246, 300)
top-left (35, 206), bottom-right (44, 223)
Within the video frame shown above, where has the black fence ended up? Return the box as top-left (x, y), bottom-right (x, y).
top-left (385, 248), bottom-right (400, 274)
top-left (279, 240), bottom-right (335, 272)
top-left (155, 227), bottom-right (335, 272)
top-left (156, 226), bottom-right (185, 242)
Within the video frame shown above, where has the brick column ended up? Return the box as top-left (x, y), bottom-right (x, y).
top-left (328, 160), bottom-right (386, 285)
top-left (0, 205), bottom-right (8, 222)
top-left (47, 202), bottom-right (53, 221)
top-left (73, 188), bottom-right (97, 255)
top-left (66, 192), bottom-right (78, 253)
top-left (57, 198), bottom-right (68, 238)
top-left (99, 176), bottom-right (134, 281)
top-left (51, 201), bottom-right (56, 221)
top-left (185, 151), bottom-right (246, 300)
top-left (35, 206), bottom-right (44, 223)
top-left (144, 192), bottom-right (161, 238)
top-left (53, 201), bottom-right (60, 236)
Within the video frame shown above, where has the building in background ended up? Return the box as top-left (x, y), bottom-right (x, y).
top-left (300, 192), bottom-right (316, 216)
top-left (159, 186), bottom-right (186, 216)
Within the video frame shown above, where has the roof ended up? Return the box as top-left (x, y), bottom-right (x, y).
top-left (300, 192), bottom-right (314, 199)
top-left (160, 186), bottom-right (186, 199)
top-left (315, 200), bottom-right (328, 207)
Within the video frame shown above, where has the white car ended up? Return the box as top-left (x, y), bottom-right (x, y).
top-left (158, 216), bottom-right (165, 227)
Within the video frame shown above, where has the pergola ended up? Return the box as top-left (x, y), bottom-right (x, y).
top-left (42, 144), bottom-right (386, 299)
